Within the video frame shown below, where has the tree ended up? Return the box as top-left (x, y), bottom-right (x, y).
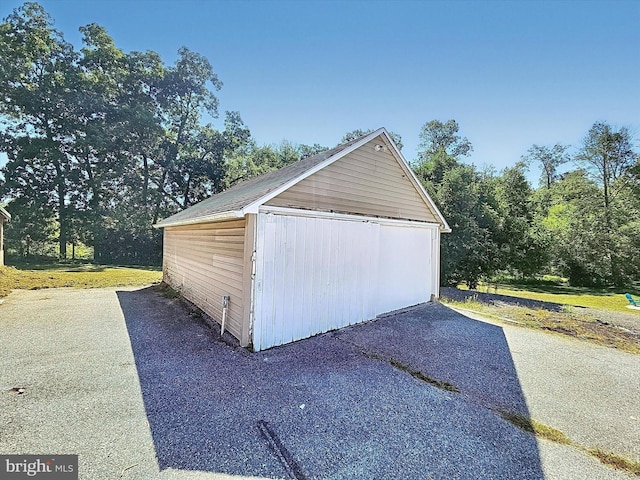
top-left (574, 122), bottom-right (638, 285)
top-left (523, 143), bottom-right (569, 189)
top-left (413, 121), bottom-right (501, 287)
top-left (3, 197), bottom-right (57, 257)
top-left (542, 171), bottom-right (608, 285)
top-left (435, 164), bottom-right (500, 288)
top-left (341, 129), bottom-right (404, 150)
top-left (224, 139), bottom-right (327, 188)
top-left (1, 4), bottom-right (253, 264)
top-left (495, 161), bottom-right (550, 277)
top-left (154, 47), bottom-right (224, 209)
top-left (576, 122), bottom-right (635, 212)
top-left (0, 3), bottom-right (83, 258)
top-left (417, 119), bottom-right (472, 162)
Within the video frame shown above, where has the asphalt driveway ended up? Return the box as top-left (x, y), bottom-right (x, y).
top-left (1, 287), bottom-right (638, 479)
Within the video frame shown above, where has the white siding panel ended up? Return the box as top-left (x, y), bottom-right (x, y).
top-left (252, 211), bottom-right (439, 351)
top-left (163, 219), bottom-right (246, 341)
top-left (377, 224), bottom-right (433, 314)
top-left (253, 213), bottom-right (379, 351)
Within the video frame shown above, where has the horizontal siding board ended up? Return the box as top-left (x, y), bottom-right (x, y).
top-left (168, 259), bottom-right (242, 295)
top-left (164, 251), bottom-right (244, 272)
top-left (163, 218), bottom-right (246, 341)
top-left (164, 262), bottom-right (244, 298)
top-left (269, 191), bottom-right (434, 222)
top-left (266, 136), bottom-right (438, 223)
top-left (164, 240), bottom-right (244, 257)
top-left (166, 220), bottom-right (245, 232)
top-left (281, 175), bottom-right (423, 204)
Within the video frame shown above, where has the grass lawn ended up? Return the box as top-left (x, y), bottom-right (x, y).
top-left (0, 263), bottom-right (162, 298)
top-left (460, 283), bottom-right (639, 313)
top-left (446, 281), bottom-right (640, 354)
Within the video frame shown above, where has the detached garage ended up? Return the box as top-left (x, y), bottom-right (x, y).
top-left (155, 128), bottom-right (450, 351)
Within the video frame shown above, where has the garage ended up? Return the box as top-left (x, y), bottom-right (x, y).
top-left (155, 128), bottom-right (450, 351)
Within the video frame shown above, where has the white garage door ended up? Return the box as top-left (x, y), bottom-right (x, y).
top-left (252, 212), bottom-right (435, 351)
top-left (377, 224), bottom-right (433, 315)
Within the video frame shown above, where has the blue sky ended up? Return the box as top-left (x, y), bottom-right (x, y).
top-left (1, 0), bottom-right (639, 183)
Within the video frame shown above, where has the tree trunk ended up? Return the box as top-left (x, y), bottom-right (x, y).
top-left (57, 184), bottom-right (67, 260)
top-left (45, 123), bottom-right (67, 260)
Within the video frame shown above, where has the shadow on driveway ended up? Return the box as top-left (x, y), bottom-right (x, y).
top-left (117, 287), bottom-right (544, 479)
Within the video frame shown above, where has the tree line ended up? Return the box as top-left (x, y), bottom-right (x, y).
top-left (1, 3), bottom-right (639, 287)
top-left (415, 120), bottom-right (639, 288)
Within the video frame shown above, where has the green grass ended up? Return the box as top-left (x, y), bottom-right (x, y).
top-left (499, 410), bottom-right (640, 476)
top-left (498, 411), bottom-right (571, 444)
top-left (461, 282), bottom-right (639, 313)
top-left (587, 448), bottom-right (640, 476)
top-left (444, 297), bottom-right (640, 355)
top-left (0, 263), bottom-right (162, 297)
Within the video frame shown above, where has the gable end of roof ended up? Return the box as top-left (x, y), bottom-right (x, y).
top-left (154, 127), bottom-right (451, 232)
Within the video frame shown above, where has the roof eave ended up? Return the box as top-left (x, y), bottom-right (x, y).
top-left (0, 206), bottom-right (10, 222)
top-left (379, 129), bottom-right (452, 233)
top-left (153, 210), bottom-right (244, 229)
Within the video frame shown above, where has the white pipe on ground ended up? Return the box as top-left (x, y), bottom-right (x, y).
top-left (221, 295), bottom-right (230, 336)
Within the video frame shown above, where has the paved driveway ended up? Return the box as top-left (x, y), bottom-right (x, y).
top-left (1, 287), bottom-right (638, 479)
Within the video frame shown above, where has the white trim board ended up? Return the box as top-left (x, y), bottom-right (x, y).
top-left (259, 206), bottom-right (442, 229)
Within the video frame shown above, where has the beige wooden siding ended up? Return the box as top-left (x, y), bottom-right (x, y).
top-left (163, 219), bottom-right (246, 341)
top-left (0, 221), bottom-right (4, 266)
top-left (265, 136), bottom-right (438, 223)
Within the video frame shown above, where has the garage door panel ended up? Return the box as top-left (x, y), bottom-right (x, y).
top-left (377, 225), bottom-right (432, 314)
top-left (253, 213), bottom-right (434, 351)
top-left (254, 214), bottom-right (379, 351)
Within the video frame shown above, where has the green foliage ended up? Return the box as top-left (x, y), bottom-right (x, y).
top-left (0, 3), bottom-right (253, 265)
top-left (224, 140), bottom-right (328, 188)
top-left (415, 118), bottom-right (639, 289)
top-left (3, 197), bottom-right (57, 257)
top-left (417, 119), bottom-right (472, 164)
top-left (495, 161), bottom-right (550, 278)
top-left (414, 122), bottom-right (500, 288)
top-left (522, 143), bottom-right (569, 188)
top-left (341, 128), bottom-right (404, 150)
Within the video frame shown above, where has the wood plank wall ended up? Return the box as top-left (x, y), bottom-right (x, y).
top-left (163, 219), bottom-right (246, 341)
top-left (266, 136), bottom-right (438, 223)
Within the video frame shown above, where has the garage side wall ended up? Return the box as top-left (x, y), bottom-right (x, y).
top-left (0, 220), bottom-right (4, 266)
top-left (163, 219), bottom-right (246, 341)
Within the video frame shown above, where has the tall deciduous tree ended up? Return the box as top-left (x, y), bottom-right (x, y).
top-left (0, 2), bottom-right (82, 258)
top-left (523, 143), bottom-right (569, 189)
top-left (575, 122), bottom-right (637, 285)
top-left (495, 161), bottom-right (550, 277)
top-left (417, 119), bottom-right (472, 162)
top-left (414, 119), bottom-right (500, 287)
